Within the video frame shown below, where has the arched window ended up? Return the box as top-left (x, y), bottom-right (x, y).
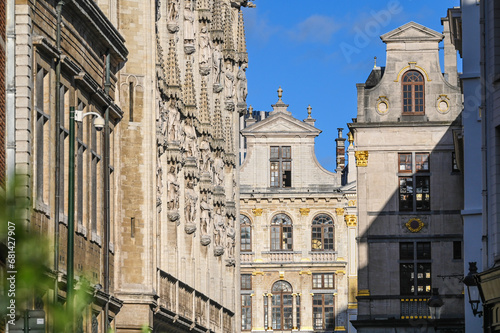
top-left (402, 70), bottom-right (425, 115)
top-left (264, 281), bottom-right (300, 330)
top-left (240, 214), bottom-right (251, 252)
top-left (270, 214), bottom-right (293, 251)
top-left (311, 214), bottom-right (334, 251)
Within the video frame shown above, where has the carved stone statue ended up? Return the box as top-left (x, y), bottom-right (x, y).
top-left (213, 47), bottom-right (223, 86)
top-left (168, 0), bottom-right (178, 22)
top-left (200, 192), bottom-right (211, 234)
top-left (183, 118), bottom-right (198, 158)
top-left (213, 207), bottom-right (225, 248)
top-left (167, 99), bottom-right (180, 142)
top-left (199, 27), bottom-right (211, 68)
top-left (184, 180), bottom-right (197, 224)
top-left (183, 2), bottom-right (195, 43)
top-left (224, 63), bottom-right (235, 100)
top-left (214, 156), bottom-right (224, 186)
top-left (167, 165), bottom-right (179, 211)
top-left (236, 63), bottom-right (248, 104)
top-left (199, 139), bottom-right (211, 173)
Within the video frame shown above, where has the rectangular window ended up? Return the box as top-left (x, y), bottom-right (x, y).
top-left (241, 295), bottom-right (252, 331)
top-left (241, 225), bottom-right (251, 251)
top-left (270, 146), bottom-right (292, 188)
top-left (241, 274), bottom-right (252, 290)
top-left (452, 152), bottom-right (460, 172)
top-left (453, 241), bottom-right (462, 260)
top-left (398, 152), bottom-right (430, 212)
top-left (35, 67), bottom-right (50, 204)
top-left (400, 242), bottom-right (432, 295)
top-left (313, 294), bottom-right (334, 330)
top-left (312, 273), bottom-right (334, 289)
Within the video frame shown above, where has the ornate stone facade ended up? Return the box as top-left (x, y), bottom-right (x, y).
top-left (239, 90), bottom-right (357, 332)
top-left (349, 22), bottom-right (465, 332)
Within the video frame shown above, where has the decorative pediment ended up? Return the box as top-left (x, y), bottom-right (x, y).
top-left (380, 22), bottom-right (443, 43)
top-left (241, 112), bottom-right (321, 137)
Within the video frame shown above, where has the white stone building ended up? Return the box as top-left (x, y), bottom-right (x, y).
top-left (349, 22), bottom-right (465, 332)
top-left (239, 89), bottom-right (358, 332)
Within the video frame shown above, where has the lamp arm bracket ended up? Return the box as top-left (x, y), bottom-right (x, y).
top-left (75, 110), bottom-right (103, 122)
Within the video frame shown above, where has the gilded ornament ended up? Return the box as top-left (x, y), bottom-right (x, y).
top-left (299, 208), bottom-right (310, 216)
top-left (335, 208), bottom-right (344, 215)
top-left (345, 215), bottom-right (357, 227)
top-left (252, 208), bottom-right (263, 216)
top-left (355, 151), bottom-right (368, 167)
top-left (405, 218), bottom-right (424, 233)
top-left (348, 199), bottom-right (357, 207)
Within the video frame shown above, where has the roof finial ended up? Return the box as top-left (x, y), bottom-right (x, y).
top-left (374, 56), bottom-right (377, 68)
top-left (277, 86), bottom-right (283, 102)
top-left (307, 105), bottom-right (312, 118)
top-left (248, 105), bottom-right (253, 119)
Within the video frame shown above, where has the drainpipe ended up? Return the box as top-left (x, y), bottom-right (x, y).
top-left (5, 0), bottom-right (16, 197)
top-left (54, 2), bottom-right (64, 329)
top-left (103, 51), bottom-right (111, 331)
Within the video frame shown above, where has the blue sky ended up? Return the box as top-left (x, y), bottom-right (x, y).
top-left (242, 0), bottom-right (460, 172)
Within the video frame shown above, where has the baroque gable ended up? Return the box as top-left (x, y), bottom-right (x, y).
top-left (381, 21), bottom-right (443, 43)
top-left (241, 112), bottom-right (321, 138)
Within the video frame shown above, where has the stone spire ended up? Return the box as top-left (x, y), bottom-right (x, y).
top-left (237, 9), bottom-right (248, 64)
top-left (211, 0), bottom-right (224, 43)
top-left (182, 59), bottom-right (197, 118)
top-left (223, 2), bottom-right (235, 60)
top-left (198, 78), bottom-right (211, 135)
top-left (224, 116), bottom-right (235, 165)
top-left (213, 98), bottom-right (224, 150)
top-left (166, 38), bottom-right (182, 99)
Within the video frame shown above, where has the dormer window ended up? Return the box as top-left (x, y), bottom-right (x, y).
top-left (270, 146), bottom-right (291, 187)
top-left (402, 70), bottom-right (424, 115)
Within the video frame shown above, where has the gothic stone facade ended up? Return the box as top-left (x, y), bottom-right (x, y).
top-left (349, 22), bottom-right (465, 332)
top-left (114, 0), bottom-right (250, 331)
top-left (239, 91), bottom-right (358, 332)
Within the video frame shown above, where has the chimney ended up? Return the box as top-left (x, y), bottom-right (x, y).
top-left (335, 128), bottom-right (346, 171)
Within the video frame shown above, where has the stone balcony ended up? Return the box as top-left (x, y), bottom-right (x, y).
top-left (240, 251), bottom-right (339, 264)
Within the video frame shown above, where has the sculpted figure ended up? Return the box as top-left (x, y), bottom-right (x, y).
top-left (214, 156), bottom-right (224, 186)
top-left (224, 63), bottom-right (235, 100)
top-left (213, 207), bottom-right (225, 247)
top-left (236, 64), bottom-right (248, 104)
top-left (213, 47), bottom-right (223, 84)
top-left (167, 99), bottom-right (180, 142)
top-left (167, 165), bottom-right (179, 210)
top-left (199, 27), bottom-right (211, 67)
top-left (183, 118), bottom-right (197, 158)
top-left (183, 2), bottom-right (195, 42)
top-left (200, 193), bottom-right (211, 234)
top-left (168, 0), bottom-right (178, 22)
top-left (184, 180), bottom-right (197, 223)
top-left (199, 139), bottom-right (211, 172)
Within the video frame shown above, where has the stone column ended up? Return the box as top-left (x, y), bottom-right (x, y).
top-left (267, 293), bottom-right (273, 330)
top-left (292, 293), bottom-right (297, 330)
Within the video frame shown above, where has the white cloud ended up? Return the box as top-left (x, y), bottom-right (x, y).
top-left (290, 15), bottom-right (340, 44)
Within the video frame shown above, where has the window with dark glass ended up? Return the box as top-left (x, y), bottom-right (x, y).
top-left (267, 281), bottom-right (296, 330)
top-left (240, 214), bottom-right (251, 252)
top-left (402, 70), bottom-right (425, 115)
top-left (400, 242), bottom-right (432, 295)
top-left (270, 146), bottom-right (292, 187)
top-left (399, 153), bottom-right (430, 211)
top-left (311, 214), bottom-right (334, 251)
top-left (452, 152), bottom-right (460, 172)
top-left (241, 295), bottom-right (252, 331)
top-left (241, 274), bottom-right (252, 290)
top-left (313, 294), bottom-right (334, 331)
top-left (312, 273), bottom-right (334, 289)
top-left (271, 214), bottom-right (293, 251)
top-left (453, 241), bottom-right (462, 260)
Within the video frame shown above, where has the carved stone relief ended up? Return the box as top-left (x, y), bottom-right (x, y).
top-left (184, 179), bottom-right (198, 234)
top-left (167, 0), bottom-right (180, 32)
top-left (167, 163), bottom-right (180, 223)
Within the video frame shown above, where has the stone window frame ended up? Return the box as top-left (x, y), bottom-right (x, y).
top-left (399, 241), bottom-right (432, 296)
top-left (398, 152), bottom-right (430, 212)
top-left (264, 280), bottom-right (298, 330)
top-left (270, 146), bottom-right (292, 188)
top-left (241, 294), bottom-right (252, 331)
top-left (311, 214), bottom-right (335, 251)
top-left (240, 214), bottom-right (252, 252)
top-left (241, 274), bottom-right (252, 290)
top-left (402, 70), bottom-right (425, 115)
top-left (270, 213), bottom-right (293, 251)
top-left (312, 273), bottom-right (335, 289)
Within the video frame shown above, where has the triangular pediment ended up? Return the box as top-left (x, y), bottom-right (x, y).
top-left (381, 22), bottom-right (443, 43)
top-left (241, 112), bottom-right (321, 136)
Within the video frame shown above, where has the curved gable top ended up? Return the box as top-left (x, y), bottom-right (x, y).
top-left (380, 21), bottom-right (443, 43)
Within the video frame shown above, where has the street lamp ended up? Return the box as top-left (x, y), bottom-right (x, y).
top-left (66, 106), bottom-right (104, 329)
top-left (463, 262), bottom-right (483, 317)
top-left (427, 288), bottom-right (444, 320)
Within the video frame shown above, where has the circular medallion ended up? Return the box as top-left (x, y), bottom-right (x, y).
top-left (405, 218), bottom-right (424, 233)
top-left (376, 96), bottom-right (389, 115)
top-left (436, 96), bottom-right (450, 114)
